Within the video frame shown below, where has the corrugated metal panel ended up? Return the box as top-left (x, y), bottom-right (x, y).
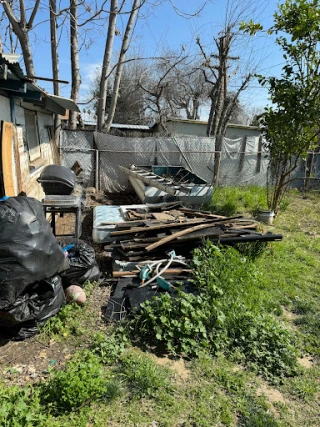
top-left (111, 123), bottom-right (150, 130)
top-left (166, 117), bottom-right (260, 131)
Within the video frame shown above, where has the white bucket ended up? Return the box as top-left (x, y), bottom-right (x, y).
top-left (257, 210), bottom-right (275, 225)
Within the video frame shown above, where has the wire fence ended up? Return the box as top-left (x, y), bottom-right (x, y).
top-left (60, 130), bottom-right (320, 193)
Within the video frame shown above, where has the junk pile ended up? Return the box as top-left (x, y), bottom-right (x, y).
top-left (100, 202), bottom-right (283, 322)
top-left (0, 196), bottom-right (100, 340)
top-left (120, 165), bottom-right (213, 205)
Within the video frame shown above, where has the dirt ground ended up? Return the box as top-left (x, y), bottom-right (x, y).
top-left (0, 191), bottom-right (139, 386)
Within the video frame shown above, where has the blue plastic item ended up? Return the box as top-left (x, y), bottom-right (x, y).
top-left (156, 276), bottom-right (173, 291)
top-left (139, 265), bottom-right (152, 284)
top-left (62, 243), bottom-right (75, 252)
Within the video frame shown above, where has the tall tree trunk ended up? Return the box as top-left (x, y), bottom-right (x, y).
top-left (97, 0), bottom-right (118, 132)
top-left (2, 1), bottom-right (40, 76)
top-left (69, 0), bottom-right (81, 130)
top-left (104, 0), bottom-right (141, 133)
top-left (50, 0), bottom-right (61, 150)
top-left (19, 34), bottom-right (35, 76)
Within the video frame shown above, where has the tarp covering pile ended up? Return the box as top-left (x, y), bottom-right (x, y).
top-left (0, 197), bottom-right (69, 339)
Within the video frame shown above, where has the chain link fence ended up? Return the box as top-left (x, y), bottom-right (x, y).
top-left (60, 130), bottom-right (96, 187)
top-left (60, 130), bottom-right (320, 193)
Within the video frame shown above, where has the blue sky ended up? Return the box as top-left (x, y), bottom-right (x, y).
top-left (1, 0), bottom-right (283, 119)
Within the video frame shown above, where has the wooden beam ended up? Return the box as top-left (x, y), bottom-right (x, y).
top-left (145, 222), bottom-right (222, 252)
top-left (110, 215), bottom-right (242, 237)
top-left (110, 218), bottom-right (210, 237)
top-left (26, 75), bottom-right (69, 84)
top-left (112, 269), bottom-right (192, 278)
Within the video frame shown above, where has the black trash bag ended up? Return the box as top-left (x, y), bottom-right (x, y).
top-left (0, 275), bottom-right (65, 340)
top-left (59, 238), bottom-right (101, 287)
top-left (0, 196), bottom-right (69, 309)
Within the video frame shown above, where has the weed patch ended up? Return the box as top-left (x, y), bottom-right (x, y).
top-left (282, 366), bottom-right (320, 401)
top-left (0, 385), bottom-right (47, 426)
top-left (129, 242), bottom-right (298, 382)
top-left (238, 395), bottom-right (280, 427)
top-left (42, 350), bottom-right (118, 413)
top-left (40, 281), bottom-right (96, 340)
top-left (119, 350), bottom-right (173, 398)
top-left (209, 186), bottom-right (268, 216)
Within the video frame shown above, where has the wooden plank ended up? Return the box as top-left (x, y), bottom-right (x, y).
top-left (110, 215), bottom-right (243, 237)
top-left (13, 127), bottom-right (22, 193)
top-left (176, 227), bottom-right (225, 241)
top-left (1, 121), bottom-right (15, 196)
top-left (179, 208), bottom-right (226, 219)
top-left (112, 269), bottom-right (192, 278)
top-left (146, 222), bottom-right (223, 252)
top-left (110, 218), bottom-right (209, 236)
top-left (152, 212), bottom-right (175, 221)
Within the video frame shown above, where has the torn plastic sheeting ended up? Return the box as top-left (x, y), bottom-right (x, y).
top-left (59, 238), bottom-right (101, 287)
top-left (0, 197), bottom-right (69, 309)
top-left (0, 275), bottom-right (65, 340)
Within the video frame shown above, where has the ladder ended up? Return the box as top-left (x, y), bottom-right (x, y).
top-left (119, 166), bottom-right (191, 196)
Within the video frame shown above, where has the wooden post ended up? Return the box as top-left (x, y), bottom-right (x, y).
top-left (95, 149), bottom-right (99, 191)
top-left (239, 135), bottom-right (247, 172)
top-left (256, 135), bottom-right (263, 173)
top-left (214, 151), bottom-right (221, 187)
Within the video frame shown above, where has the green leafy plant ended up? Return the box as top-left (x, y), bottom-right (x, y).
top-left (40, 281), bottom-right (95, 339)
top-left (230, 313), bottom-right (298, 381)
top-left (0, 385), bottom-right (47, 427)
top-left (42, 351), bottom-right (118, 413)
top-left (132, 291), bottom-right (222, 356)
top-left (40, 303), bottom-right (83, 338)
top-left (90, 327), bottom-right (129, 364)
top-left (129, 242), bottom-right (298, 382)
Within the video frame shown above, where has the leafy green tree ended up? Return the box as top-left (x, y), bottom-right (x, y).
top-left (244, 0), bottom-right (320, 212)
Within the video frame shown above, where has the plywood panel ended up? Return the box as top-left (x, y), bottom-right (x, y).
top-left (1, 121), bottom-right (15, 196)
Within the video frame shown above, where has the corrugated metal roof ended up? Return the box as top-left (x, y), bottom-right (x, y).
top-left (165, 117), bottom-right (260, 131)
top-left (0, 53), bottom-right (79, 113)
top-left (111, 123), bottom-right (150, 130)
top-left (44, 93), bottom-right (79, 112)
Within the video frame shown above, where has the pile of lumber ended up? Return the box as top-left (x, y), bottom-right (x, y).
top-left (106, 204), bottom-right (283, 262)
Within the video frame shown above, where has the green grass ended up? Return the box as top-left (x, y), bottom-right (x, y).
top-left (209, 185), bottom-right (268, 216)
top-left (1, 189), bottom-right (320, 426)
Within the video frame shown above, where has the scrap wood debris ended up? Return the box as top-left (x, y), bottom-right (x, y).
top-left (105, 202), bottom-right (283, 265)
top-left (101, 202), bottom-right (283, 323)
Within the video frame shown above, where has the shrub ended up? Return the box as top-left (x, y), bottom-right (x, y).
top-left (133, 291), bottom-right (225, 356)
